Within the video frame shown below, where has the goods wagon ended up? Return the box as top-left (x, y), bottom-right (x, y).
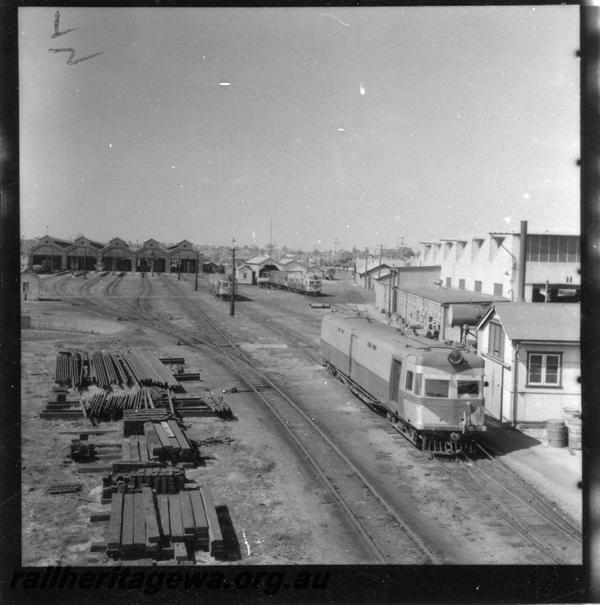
top-left (320, 313), bottom-right (486, 454)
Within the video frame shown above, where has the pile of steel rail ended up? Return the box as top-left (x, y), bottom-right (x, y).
top-left (53, 349), bottom-right (185, 391)
top-left (86, 388), bottom-right (154, 421)
top-left (55, 350), bottom-right (85, 388)
top-left (206, 394), bottom-right (234, 420)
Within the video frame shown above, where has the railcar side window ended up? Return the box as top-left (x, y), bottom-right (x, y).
top-left (457, 380), bottom-right (480, 396)
top-left (405, 370), bottom-right (414, 391)
top-left (424, 378), bottom-right (449, 398)
top-left (414, 373), bottom-right (422, 395)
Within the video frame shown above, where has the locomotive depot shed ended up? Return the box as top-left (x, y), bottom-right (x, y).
top-left (29, 234), bottom-right (205, 275)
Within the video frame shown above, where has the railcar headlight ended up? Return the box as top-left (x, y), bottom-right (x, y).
top-left (448, 348), bottom-right (464, 365)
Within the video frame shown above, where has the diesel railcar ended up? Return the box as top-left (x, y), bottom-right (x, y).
top-left (209, 274), bottom-right (236, 300)
top-left (266, 271), bottom-right (322, 296)
top-left (320, 313), bottom-right (486, 454)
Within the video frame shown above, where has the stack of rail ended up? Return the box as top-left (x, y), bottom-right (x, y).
top-left (53, 350), bottom-right (184, 391)
top-left (55, 350), bottom-right (85, 388)
top-left (86, 388), bottom-right (154, 421)
top-left (121, 352), bottom-right (184, 392)
top-left (206, 394), bottom-right (234, 420)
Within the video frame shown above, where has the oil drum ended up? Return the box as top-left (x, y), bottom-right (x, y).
top-left (546, 418), bottom-right (567, 448)
top-left (568, 417), bottom-right (582, 450)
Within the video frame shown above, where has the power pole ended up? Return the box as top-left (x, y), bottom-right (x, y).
top-left (230, 239), bottom-right (236, 317)
top-left (194, 249), bottom-right (199, 291)
top-left (377, 244), bottom-right (383, 279)
top-left (333, 237), bottom-right (338, 267)
top-left (364, 247), bottom-right (369, 289)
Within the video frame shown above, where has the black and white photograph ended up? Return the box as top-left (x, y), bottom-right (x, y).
top-left (9, 2), bottom-right (587, 600)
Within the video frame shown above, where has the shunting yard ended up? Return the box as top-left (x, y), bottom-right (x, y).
top-left (21, 271), bottom-right (581, 565)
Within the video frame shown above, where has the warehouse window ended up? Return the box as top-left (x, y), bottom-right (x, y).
top-left (487, 322), bottom-right (505, 360)
top-left (405, 370), bottom-right (414, 391)
top-left (493, 283), bottom-right (503, 297)
top-left (527, 353), bottom-right (562, 386)
top-left (458, 279), bottom-right (465, 290)
top-left (474, 280), bottom-right (482, 292)
top-left (446, 277), bottom-right (452, 288)
top-left (526, 235), bottom-right (580, 263)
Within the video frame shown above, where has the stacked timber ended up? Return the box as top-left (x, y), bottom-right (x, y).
top-left (106, 488), bottom-right (162, 559)
top-left (200, 487), bottom-right (225, 558)
top-left (103, 485), bottom-right (225, 561)
top-left (142, 420), bottom-right (198, 463)
top-left (102, 467), bottom-right (186, 500)
top-left (159, 357), bottom-right (185, 365)
top-left (156, 489), bottom-right (215, 555)
top-left (123, 409), bottom-right (169, 435)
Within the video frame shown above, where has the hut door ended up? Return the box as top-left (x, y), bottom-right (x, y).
top-left (484, 362), bottom-right (504, 420)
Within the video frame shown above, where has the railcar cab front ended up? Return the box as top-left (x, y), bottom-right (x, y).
top-left (388, 346), bottom-right (486, 436)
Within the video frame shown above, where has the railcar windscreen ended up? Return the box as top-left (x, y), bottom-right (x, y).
top-left (424, 378), bottom-right (449, 398)
top-left (457, 380), bottom-right (480, 396)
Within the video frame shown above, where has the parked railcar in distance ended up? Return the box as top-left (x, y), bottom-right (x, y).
top-left (209, 273), bottom-right (237, 300)
top-left (266, 270), bottom-right (322, 296)
top-left (320, 313), bottom-right (486, 454)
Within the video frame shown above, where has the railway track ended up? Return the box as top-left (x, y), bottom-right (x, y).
top-left (53, 272), bottom-right (439, 562)
top-left (141, 275), bottom-right (445, 563)
top-left (432, 444), bottom-right (581, 564)
top-left (40, 271), bottom-right (581, 564)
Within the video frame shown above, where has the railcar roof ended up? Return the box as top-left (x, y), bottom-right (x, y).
top-left (323, 314), bottom-right (483, 366)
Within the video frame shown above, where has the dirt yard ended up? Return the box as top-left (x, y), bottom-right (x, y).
top-left (21, 295), bottom-right (369, 566)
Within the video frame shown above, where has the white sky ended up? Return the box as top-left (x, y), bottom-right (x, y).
top-left (19, 6), bottom-right (580, 251)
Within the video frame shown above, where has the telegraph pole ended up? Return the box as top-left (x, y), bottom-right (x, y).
top-left (194, 249), bottom-right (199, 291)
top-left (364, 247), bottom-right (369, 289)
top-left (230, 239), bottom-right (236, 317)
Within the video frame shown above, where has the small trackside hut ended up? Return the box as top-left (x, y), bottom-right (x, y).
top-left (320, 313), bottom-right (486, 454)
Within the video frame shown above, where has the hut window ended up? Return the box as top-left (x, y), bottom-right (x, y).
top-left (527, 353), bottom-right (562, 387)
top-left (487, 322), bottom-right (505, 360)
